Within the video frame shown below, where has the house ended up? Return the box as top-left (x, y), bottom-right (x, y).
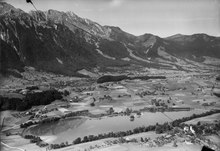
top-left (190, 126), bottom-right (195, 135)
top-left (25, 112), bottom-right (31, 115)
top-left (165, 134), bottom-right (172, 139)
top-left (184, 126), bottom-right (189, 133)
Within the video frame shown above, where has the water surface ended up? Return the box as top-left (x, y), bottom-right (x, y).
top-left (28, 109), bottom-right (205, 143)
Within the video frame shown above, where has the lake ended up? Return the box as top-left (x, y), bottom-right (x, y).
top-left (26, 109), bottom-right (206, 144)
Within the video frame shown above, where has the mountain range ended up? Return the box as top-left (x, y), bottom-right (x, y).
top-left (0, 2), bottom-right (220, 76)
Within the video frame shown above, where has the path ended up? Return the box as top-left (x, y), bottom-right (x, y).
top-left (1, 142), bottom-right (25, 151)
top-left (1, 119), bottom-right (25, 151)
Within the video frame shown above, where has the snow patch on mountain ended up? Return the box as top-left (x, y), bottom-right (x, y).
top-left (144, 47), bottom-right (151, 55)
top-left (0, 32), bottom-right (6, 41)
top-left (95, 41), bottom-right (99, 48)
top-left (54, 24), bottom-right (57, 30)
top-left (12, 45), bottom-right (20, 57)
top-left (0, 29), bottom-right (10, 42)
top-left (19, 20), bottom-right (29, 28)
top-left (84, 18), bottom-right (90, 25)
top-left (56, 57), bottom-right (63, 64)
top-left (121, 57), bottom-right (131, 61)
top-left (124, 44), bottom-right (151, 63)
top-left (77, 69), bottom-right (98, 77)
top-left (95, 49), bottom-right (116, 60)
top-left (94, 23), bottom-right (104, 33)
top-left (84, 35), bottom-right (93, 43)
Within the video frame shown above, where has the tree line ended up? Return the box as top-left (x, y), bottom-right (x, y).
top-left (0, 89), bottom-right (62, 111)
top-left (20, 110), bottom-right (89, 128)
top-left (24, 135), bottom-right (48, 147)
top-left (97, 75), bottom-right (166, 83)
top-left (20, 117), bottom-right (61, 128)
top-left (24, 135), bottom-right (42, 143)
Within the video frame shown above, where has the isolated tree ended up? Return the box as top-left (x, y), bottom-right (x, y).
top-left (64, 90), bottom-right (70, 96)
top-left (90, 102), bottom-right (95, 106)
top-left (108, 107), bottom-right (114, 114)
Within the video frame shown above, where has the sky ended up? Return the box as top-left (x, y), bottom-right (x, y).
top-left (2, 0), bottom-right (220, 37)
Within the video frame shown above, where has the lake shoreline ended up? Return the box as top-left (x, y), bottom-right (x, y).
top-left (25, 109), bottom-right (209, 144)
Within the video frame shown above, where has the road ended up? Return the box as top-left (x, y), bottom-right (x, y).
top-left (1, 122), bottom-right (25, 151)
top-left (1, 142), bottom-right (25, 151)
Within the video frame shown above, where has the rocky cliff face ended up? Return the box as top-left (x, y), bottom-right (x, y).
top-left (1, 2), bottom-right (219, 76)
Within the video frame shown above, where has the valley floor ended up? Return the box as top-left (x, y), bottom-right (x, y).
top-left (1, 67), bottom-right (220, 151)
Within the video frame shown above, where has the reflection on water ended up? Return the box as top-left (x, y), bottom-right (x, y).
top-left (28, 109), bottom-right (205, 143)
top-left (29, 117), bottom-right (86, 136)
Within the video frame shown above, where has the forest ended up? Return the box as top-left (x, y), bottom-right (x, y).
top-left (0, 89), bottom-right (62, 111)
top-left (97, 75), bottom-right (166, 83)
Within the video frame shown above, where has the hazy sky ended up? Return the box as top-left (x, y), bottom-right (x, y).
top-left (3, 0), bottom-right (220, 37)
